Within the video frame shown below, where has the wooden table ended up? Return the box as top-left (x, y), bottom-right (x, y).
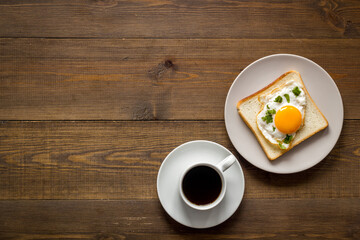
top-left (0, 1), bottom-right (359, 239)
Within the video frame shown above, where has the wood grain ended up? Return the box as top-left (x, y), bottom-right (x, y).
top-left (1, 0), bottom-right (359, 238)
top-left (0, 0), bottom-right (359, 39)
top-left (0, 38), bottom-right (359, 120)
top-left (0, 120), bottom-right (358, 200)
top-left (0, 199), bottom-right (359, 239)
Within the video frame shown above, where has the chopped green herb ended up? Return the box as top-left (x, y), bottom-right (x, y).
top-left (261, 109), bottom-right (276, 124)
top-left (273, 126), bottom-right (276, 131)
top-left (292, 86), bottom-right (301, 96)
top-left (267, 109), bottom-right (276, 115)
top-left (262, 115), bottom-right (273, 124)
top-left (283, 134), bottom-right (293, 144)
top-left (284, 94), bottom-right (290, 103)
top-left (279, 142), bottom-right (286, 149)
top-left (266, 105), bottom-right (270, 109)
top-left (274, 96), bottom-right (283, 103)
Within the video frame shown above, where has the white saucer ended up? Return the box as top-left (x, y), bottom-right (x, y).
top-left (225, 54), bottom-right (343, 174)
top-left (157, 140), bottom-right (245, 229)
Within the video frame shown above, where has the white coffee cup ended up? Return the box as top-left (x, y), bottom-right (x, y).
top-left (179, 155), bottom-right (236, 210)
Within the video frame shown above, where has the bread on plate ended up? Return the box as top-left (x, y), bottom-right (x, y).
top-left (237, 70), bottom-right (328, 160)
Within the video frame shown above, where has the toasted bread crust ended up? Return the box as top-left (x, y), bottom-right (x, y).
top-left (297, 72), bottom-right (329, 128)
top-left (236, 71), bottom-right (295, 109)
top-left (237, 70), bottom-right (328, 160)
top-left (276, 73), bottom-right (328, 159)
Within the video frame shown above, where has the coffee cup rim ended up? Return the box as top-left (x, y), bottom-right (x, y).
top-left (179, 162), bottom-right (226, 211)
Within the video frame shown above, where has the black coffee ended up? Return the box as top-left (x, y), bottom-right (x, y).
top-left (182, 166), bottom-right (222, 205)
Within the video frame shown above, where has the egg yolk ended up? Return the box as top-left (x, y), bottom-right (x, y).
top-left (275, 106), bottom-right (302, 134)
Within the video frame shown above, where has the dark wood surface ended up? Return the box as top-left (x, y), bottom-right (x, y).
top-left (1, 38), bottom-right (359, 120)
top-left (0, 1), bottom-right (359, 239)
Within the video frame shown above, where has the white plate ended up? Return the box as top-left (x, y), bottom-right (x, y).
top-left (225, 54), bottom-right (343, 174)
top-left (157, 140), bottom-right (245, 228)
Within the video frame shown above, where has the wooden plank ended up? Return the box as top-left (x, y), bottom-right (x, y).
top-left (0, 199), bottom-right (358, 239)
top-left (0, 120), bottom-right (358, 200)
top-left (0, 38), bottom-right (359, 120)
top-left (0, 0), bottom-right (359, 39)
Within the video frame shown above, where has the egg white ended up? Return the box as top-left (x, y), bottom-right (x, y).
top-left (257, 80), bottom-right (306, 149)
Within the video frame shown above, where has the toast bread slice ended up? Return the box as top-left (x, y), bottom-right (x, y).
top-left (237, 70), bottom-right (328, 160)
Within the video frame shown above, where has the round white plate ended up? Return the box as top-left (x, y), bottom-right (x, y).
top-left (157, 140), bottom-right (245, 229)
top-left (225, 54), bottom-right (343, 174)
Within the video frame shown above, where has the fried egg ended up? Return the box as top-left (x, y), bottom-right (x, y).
top-left (256, 80), bottom-right (306, 149)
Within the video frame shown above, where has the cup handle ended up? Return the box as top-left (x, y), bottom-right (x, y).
top-left (216, 155), bottom-right (236, 172)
